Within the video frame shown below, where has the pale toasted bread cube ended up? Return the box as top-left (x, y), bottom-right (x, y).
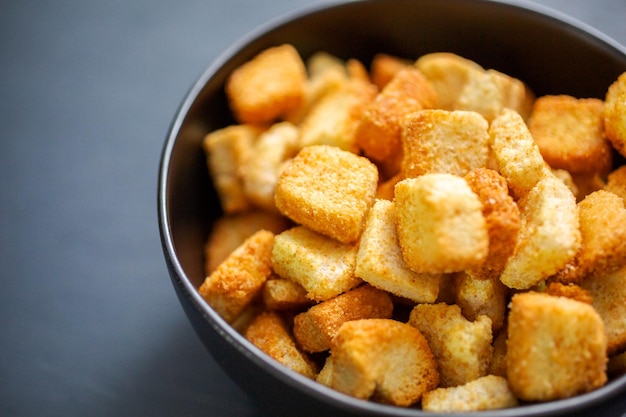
top-left (199, 230), bottom-right (274, 323)
top-left (500, 175), bottom-right (580, 289)
top-left (204, 210), bottom-right (290, 274)
top-left (605, 165), bottom-right (626, 202)
top-left (244, 311), bottom-right (318, 379)
top-left (409, 303), bottom-right (493, 387)
top-left (528, 95), bottom-right (612, 175)
top-left (226, 44), bottom-right (306, 123)
top-left (582, 265), bottom-right (626, 355)
top-left (464, 168), bottom-right (520, 273)
top-left (202, 124), bottom-right (264, 214)
top-left (356, 67), bottom-right (437, 163)
top-left (604, 71), bottom-right (626, 158)
top-left (330, 319), bottom-right (439, 406)
top-left (293, 284), bottom-right (393, 353)
top-left (274, 145), bottom-right (378, 243)
top-left (370, 53), bottom-right (411, 90)
top-left (415, 52), bottom-right (485, 110)
top-left (507, 292), bottom-right (607, 401)
top-left (355, 199), bottom-right (441, 302)
top-left (394, 174), bottom-right (488, 274)
top-left (299, 78), bottom-right (377, 153)
top-left (401, 109), bottom-right (490, 178)
top-left (262, 277), bottom-right (313, 311)
top-left (271, 226), bottom-right (361, 301)
top-left (422, 375), bottom-right (518, 412)
top-left (454, 270), bottom-right (507, 333)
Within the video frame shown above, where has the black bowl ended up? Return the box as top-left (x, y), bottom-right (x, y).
top-left (158, 1), bottom-right (626, 416)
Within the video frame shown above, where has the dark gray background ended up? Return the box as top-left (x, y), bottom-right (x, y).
top-left (1, 1), bottom-right (625, 416)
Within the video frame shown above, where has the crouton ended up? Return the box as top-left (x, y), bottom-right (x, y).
top-left (581, 265), bottom-right (626, 355)
top-left (271, 226), bottom-right (361, 301)
top-left (464, 167), bottom-right (521, 272)
top-left (401, 109), bottom-right (489, 178)
top-left (604, 71), bottom-right (626, 158)
top-left (244, 311), bottom-right (318, 379)
top-left (346, 58), bottom-right (370, 82)
top-left (605, 165), bottom-right (626, 202)
top-left (226, 44), bottom-right (306, 123)
top-left (204, 210), bottom-right (290, 274)
top-left (507, 292), bottom-right (607, 401)
top-left (274, 145), bottom-right (378, 243)
top-left (454, 270), bottom-right (507, 333)
top-left (316, 355), bottom-right (334, 386)
top-left (489, 328), bottom-right (508, 378)
top-left (489, 108), bottom-right (551, 198)
top-left (422, 375), bottom-right (518, 412)
top-left (375, 172), bottom-right (403, 200)
top-left (409, 303), bottom-right (493, 387)
top-left (544, 282), bottom-right (592, 304)
top-left (355, 199), bottom-right (441, 302)
top-left (499, 175), bottom-right (580, 289)
top-left (394, 174), bottom-right (488, 274)
top-left (355, 67), bottom-right (437, 164)
top-left (370, 53), bottom-right (411, 90)
top-left (293, 284), bottom-right (393, 353)
top-left (199, 230), bottom-right (274, 323)
top-left (261, 277), bottom-right (313, 311)
top-left (528, 95), bottom-right (611, 175)
top-left (330, 319), bottom-right (439, 406)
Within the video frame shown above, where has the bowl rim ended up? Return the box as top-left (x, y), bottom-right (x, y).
top-left (158, 0), bottom-right (626, 415)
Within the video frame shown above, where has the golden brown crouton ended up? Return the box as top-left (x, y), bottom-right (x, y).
top-left (507, 292), bottom-right (607, 401)
top-left (528, 95), bottom-right (611, 175)
top-left (605, 165), bottom-right (626, 202)
top-left (370, 53), bottom-right (411, 90)
top-left (226, 44), bottom-right (306, 123)
top-left (544, 282), bottom-right (592, 304)
top-left (604, 71), bottom-right (626, 158)
top-left (244, 311), bottom-right (318, 379)
top-left (271, 226), bottom-right (361, 301)
top-left (274, 145), bottom-right (378, 243)
top-left (408, 303), bottom-right (493, 387)
top-left (355, 67), bottom-right (437, 164)
top-left (499, 175), bottom-right (580, 289)
top-left (346, 58), bottom-right (370, 82)
top-left (261, 277), bottom-right (313, 311)
top-left (422, 375), bottom-right (518, 412)
top-left (330, 319), bottom-right (439, 406)
top-left (293, 284), bottom-right (393, 353)
top-left (401, 109), bottom-right (490, 178)
top-left (581, 265), bottom-right (626, 355)
top-left (394, 174), bottom-right (488, 274)
top-left (454, 270), bottom-right (507, 333)
top-left (199, 230), bottom-right (274, 323)
top-left (355, 199), bottom-right (441, 303)
top-left (204, 210), bottom-right (290, 274)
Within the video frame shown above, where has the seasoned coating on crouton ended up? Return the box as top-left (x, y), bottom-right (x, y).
top-left (244, 311), bottom-right (319, 379)
top-left (489, 108), bottom-right (551, 198)
top-left (422, 375), bottom-right (518, 412)
top-left (370, 53), bottom-right (411, 90)
top-left (355, 199), bottom-right (441, 303)
top-left (330, 319), bottom-right (439, 406)
top-left (271, 226), bottom-right (361, 301)
top-left (464, 168), bottom-right (520, 272)
top-left (199, 230), bottom-right (274, 323)
top-left (454, 270), bottom-right (507, 333)
top-left (274, 145), bottom-right (378, 243)
top-left (499, 175), bottom-right (580, 289)
top-left (262, 277), bottom-right (313, 311)
top-left (203, 124), bottom-right (265, 214)
top-left (604, 71), bottom-right (626, 158)
top-left (408, 303), bottom-right (493, 387)
top-left (394, 174), bottom-right (488, 274)
top-left (226, 44), bottom-right (306, 123)
top-left (605, 165), bottom-right (626, 202)
top-left (401, 109), bottom-right (489, 178)
top-left (528, 95), bottom-right (611, 175)
top-left (356, 67), bottom-right (437, 164)
top-left (507, 292), bottom-right (607, 401)
top-left (293, 284), bottom-right (393, 353)
top-left (204, 210), bottom-right (290, 274)
top-left (581, 265), bottom-right (626, 355)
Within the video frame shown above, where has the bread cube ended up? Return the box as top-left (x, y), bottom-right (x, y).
top-left (605, 165), bottom-right (626, 202)
top-left (394, 174), bottom-right (488, 274)
top-left (271, 226), bottom-right (361, 301)
top-left (261, 277), bottom-right (313, 311)
top-left (226, 44), bottom-right (306, 123)
top-left (604, 71), bottom-right (626, 158)
top-left (293, 284), bottom-right (393, 353)
top-left (369, 53), bottom-right (411, 90)
top-left (330, 319), bottom-right (439, 406)
top-left (355, 199), bottom-right (441, 302)
top-left (507, 292), bottom-right (607, 401)
top-left (454, 270), bottom-right (507, 333)
top-left (275, 145), bottom-right (378, 243)
top-left (422, 375), bottom-right (518, 412)
top-left (401, 109), bottom-right (489, 178)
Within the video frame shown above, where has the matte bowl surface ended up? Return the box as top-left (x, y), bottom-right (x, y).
top-left (158, 1), bottom-right (626, 416)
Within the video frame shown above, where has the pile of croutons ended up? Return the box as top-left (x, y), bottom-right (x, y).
top-left (199, 44), bottom-right (626, 412)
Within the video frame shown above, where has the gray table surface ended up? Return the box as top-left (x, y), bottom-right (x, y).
top-left (1, 1), bottom-right (625, 416)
